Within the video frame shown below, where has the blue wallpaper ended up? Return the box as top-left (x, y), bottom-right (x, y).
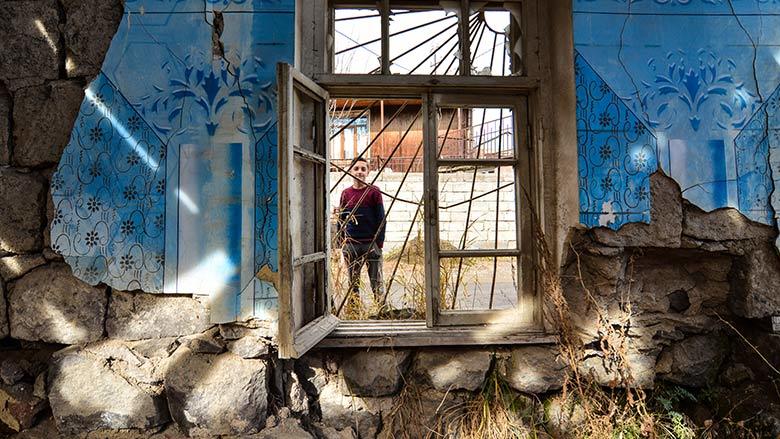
top-left (51, 0), bottom-right (293, 322)
top-left (53, 0), bottom-right (780, 323)
top-left (574, 0), bottom-right (780, 231)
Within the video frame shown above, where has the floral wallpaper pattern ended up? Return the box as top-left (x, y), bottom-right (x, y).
top-left (51, 0), bottom-right (293, 322)
top-left (574, 0), bottom-right (780, 231)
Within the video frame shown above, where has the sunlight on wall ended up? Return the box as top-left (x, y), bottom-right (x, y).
top-left (84, 87), bottom-right (159, 170)
top-left (33, 19), bottom-right (57, 53)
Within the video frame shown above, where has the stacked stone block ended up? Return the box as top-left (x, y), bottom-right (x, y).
top-left (0, 1), bottom-right (779, 437)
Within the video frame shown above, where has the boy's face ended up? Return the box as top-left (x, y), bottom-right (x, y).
top-left (350, 160), bottom-right (368, 186)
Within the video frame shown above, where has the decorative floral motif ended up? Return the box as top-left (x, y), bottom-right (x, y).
top-left (123, 185), bottom-right (138, 201)
top-left (126, 152), bottom-right (140, 166)
top-left (89, 127), bottom-right (103, 143)
top-left (127, 115), bottom-right (142, 132)
top-left (119, 254), bottom-right (135, 271)
top-left (90, 92), bottom-right (105, 109)
top-left (599, 144), bottom-right (612, 160)
top-left (52, 208), bottom-right (64, 225)
top-left (154, 213), bottom-right (164, 230)
top-left (575, 51), bottom-right (658, 228)
top-left (120, 220), bottom-right (135, 236)
top-left (598, 112), bottom-right (613, 127)
top-left (86, 197), bottom-right (101, 212)
top-left (51, 73), bottom-right (166, 293)
top-left (638, 50), bottom-right (758, 132)
top-left (136, 55), bottom-right (275, 138)
top-left (85, 231), bottom-right (99, 247)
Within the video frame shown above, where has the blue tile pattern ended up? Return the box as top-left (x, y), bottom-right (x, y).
top-left (51, 73), bottom-right (166, 291)
top-left (735, 84), bottom-right (780, 224)
top-left (574, 0), bottom-right (780, 230)
top-left (52, 0), bottom-right (293, 322)
top-left (576, 52), bottom-right (658, 228)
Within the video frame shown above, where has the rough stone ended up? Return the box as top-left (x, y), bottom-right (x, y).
top-left (319, 425), bottom-right (357, 439)
top-left (0, 1), bottom-right (61, 84)
top-left (721, 363), bottom-right (754, 386)
top-left (591, 172), bottom-right (683, 248)
top-left (0, 169), bottom-right (45, 254)
top-left (106, 290), bottom-right (211, 340)
top-left (0, 382), bottom-right (47, 433)
top-left (0, 361), bottom-right (25, 386)
top-left (656, 334), bottom-right (728, 387)
top-left (318, 376), bottom-right (388, 439)
top-left (286, 371), bottom-right (309, 414)
top-left (415, 349), bottom-right (492, 392)
top-left (579, 349), bottom-right (657, 389)
top-left (499, 346), bottom-right (567, 393)
top-left (731, 245), bottom-right (780, 318)
top-left (127, 337), bottom-right (181, 363)
top-left (164, 347), bottom-right (269, 437)
top-left (9, 263), bottom-right (106, 344)
top-left (629, 251), bottom-right (731, 316)
top-left (227, 335), bottom-right (270, 359)
top-left (61, 0), bottom-right (123, 78)
top-left (0, 85), bottom-right (9, 165)
top-left (296, 352), bottom-right (335, 396)
top-left (341, 349), bottom-right (411, 397)
top-left (683, 204), bottom-right (776, 242)
top-left (219, 322), bottom-right (273, 340)
top-left (183, 327), bottom-right (225, 354)
top-left (0, 255), bottom-right (46, 281)
top-left (12, 80), bottom-right (85, 167)
top-left (48, 341), bottom-right (171, 435)
top-left (251, 415), bottom-right (314, 439)
top-left (0, 280), bottom-right (7, 339)
top-left (545, 394), bottom-right (587, 438)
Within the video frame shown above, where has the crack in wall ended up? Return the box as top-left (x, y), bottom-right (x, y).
top-left (726, 0), bottom-right (776, 233)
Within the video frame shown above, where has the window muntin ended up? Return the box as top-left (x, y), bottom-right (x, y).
top-left (331, 1), bottom-right (522, 76)
top-left (323, 93), bottom-right (535, 326)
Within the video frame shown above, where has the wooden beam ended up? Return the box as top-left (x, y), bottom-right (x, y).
top-left (438, 248), bottom-right (521, 258)
top-left (318, 320), bottom-right (555, 348)
top-left (314, 74), bottom-right (539, 96)
top-left (294, 147), bottom-right (327, 164)
top-left (293, 252), bottom-right (327, 268)
top-left (437, 158), bottom-right (517, 168)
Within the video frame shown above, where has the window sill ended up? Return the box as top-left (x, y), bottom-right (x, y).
top-left (316, 320), bottom-right (557, 348)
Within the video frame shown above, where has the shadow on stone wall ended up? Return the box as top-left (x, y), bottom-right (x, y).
top-left (1, 1), bottom-right (779, 437)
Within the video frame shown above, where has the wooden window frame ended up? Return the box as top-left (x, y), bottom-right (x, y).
top-left (281, 0), bottom-right (577, 352)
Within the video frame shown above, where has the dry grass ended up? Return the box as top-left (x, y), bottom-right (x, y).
top-left (437, 369), bottom-right (544, 439)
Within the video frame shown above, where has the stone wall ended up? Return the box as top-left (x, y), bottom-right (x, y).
top-left (1, 1), bottom-right (779, 438)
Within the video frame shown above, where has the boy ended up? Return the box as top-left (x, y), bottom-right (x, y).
top-left (338, 157), bottom-right (386, 302)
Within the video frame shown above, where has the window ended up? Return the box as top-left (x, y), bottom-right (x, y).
top-left (278, 0), bottom-right (572, 358)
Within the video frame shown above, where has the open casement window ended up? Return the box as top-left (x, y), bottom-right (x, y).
top-left (277, 63), bottom-right (337, 359)
top-left (277, 0), bottom-right (561, 354)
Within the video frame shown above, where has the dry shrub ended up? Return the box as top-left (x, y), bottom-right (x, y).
top-left (534, 215), bottom-right (702, 438)
top-left (437, 369), bottom-right (543, 439)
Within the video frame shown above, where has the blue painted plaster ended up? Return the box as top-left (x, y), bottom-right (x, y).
top-left (51, 0), bottom-right (293, 322)
top-left (574, 0), bottom-right (780, 230)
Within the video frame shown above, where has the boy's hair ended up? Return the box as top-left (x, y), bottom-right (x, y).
top-left (349, 157), bottom-right (368, 168)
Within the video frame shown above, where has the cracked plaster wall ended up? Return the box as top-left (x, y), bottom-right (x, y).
top-left (0, 1), bottom-right (780, 437)
top-left (48, 0), bottom-right (294, 323)
top-left (24, 0), bottom-right (780, 325)
top-left (574, 0), bottom-right (780, 240)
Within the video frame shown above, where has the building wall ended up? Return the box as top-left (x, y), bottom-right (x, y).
top-left (575, 0), bottom-right (780, 233)
top-left (0, 1), bottom-right (779, 437)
